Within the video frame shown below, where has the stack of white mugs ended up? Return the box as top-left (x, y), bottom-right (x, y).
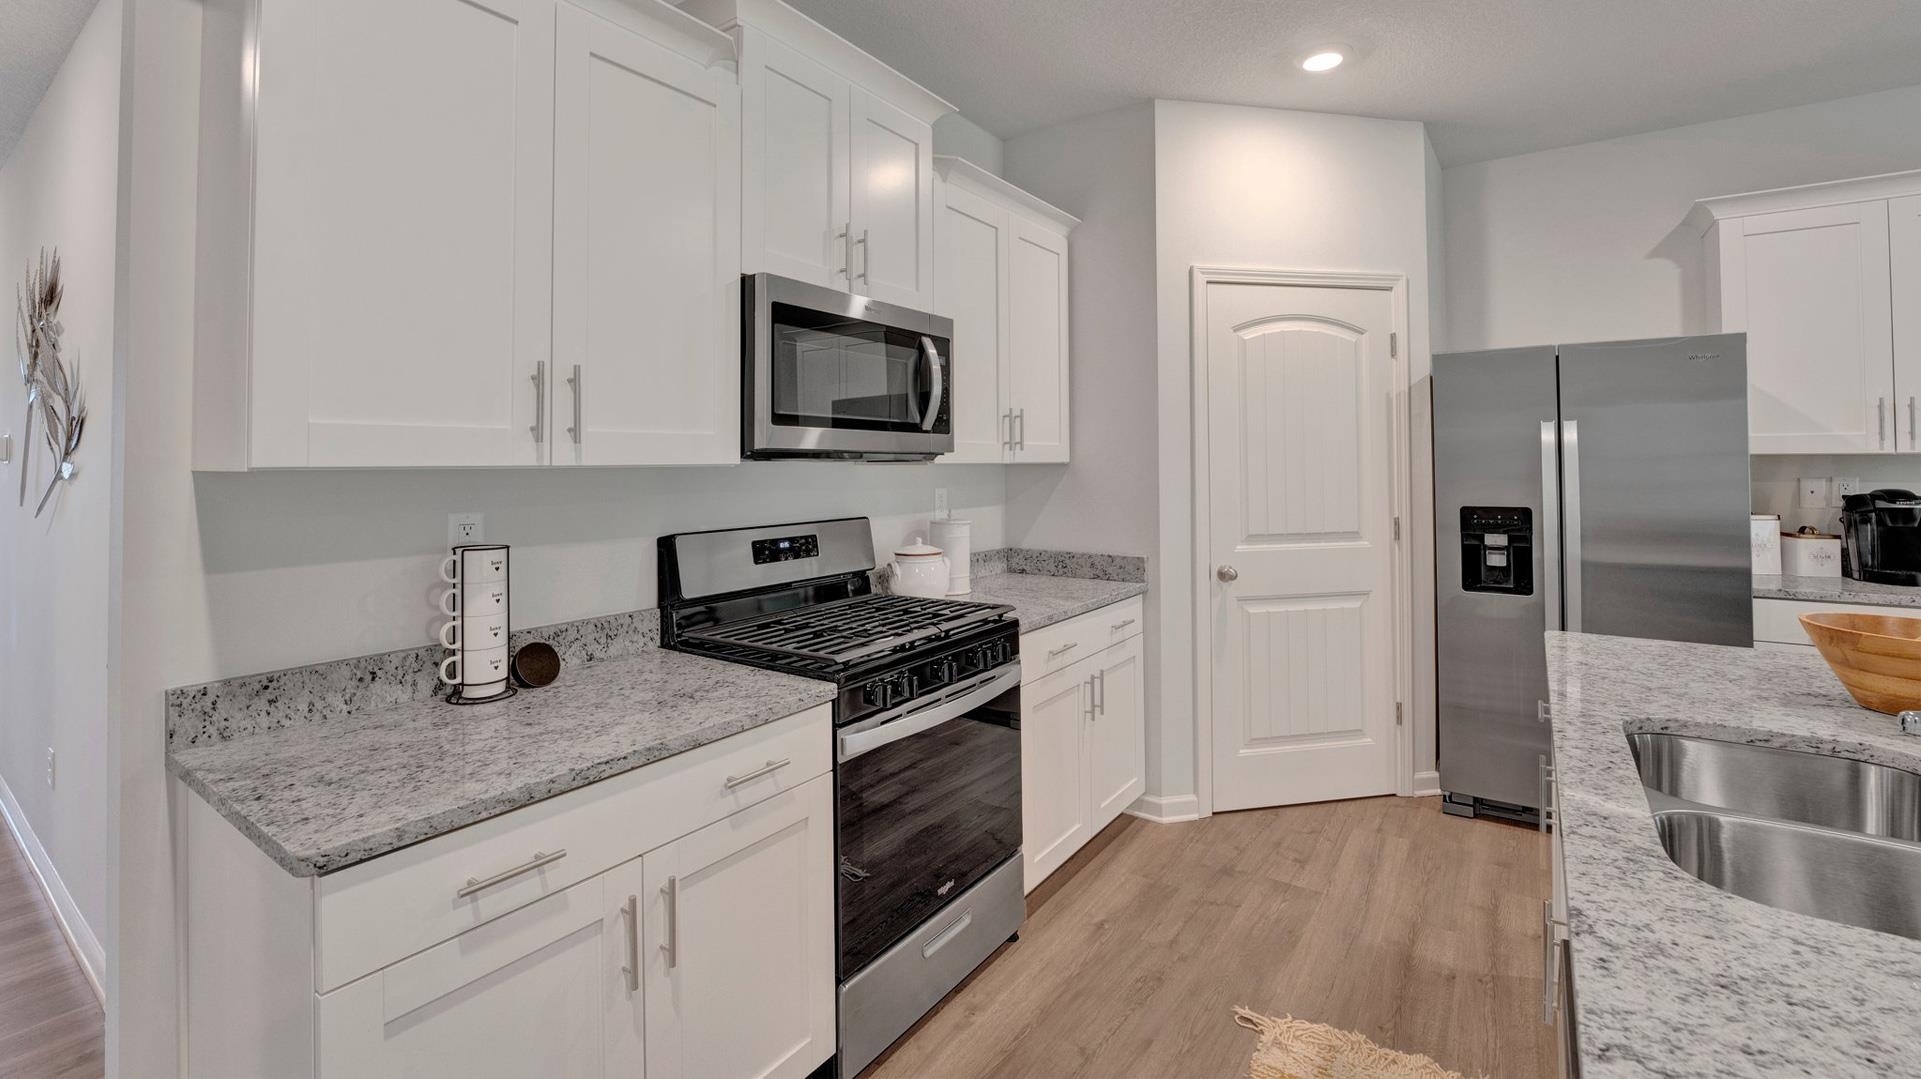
top-left (438, 544), bottom-right (513, 702)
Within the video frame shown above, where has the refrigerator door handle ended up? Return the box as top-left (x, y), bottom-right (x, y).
top-left (1562, 419), bottom-right (1583, 632)
top-left (1540, 421), bottom-right (1561, 635)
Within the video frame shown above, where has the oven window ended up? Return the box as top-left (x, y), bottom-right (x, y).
top-left (770, 303), bottom-right (946, 432)
top-left (836, 680), bottom-right (1020, 977)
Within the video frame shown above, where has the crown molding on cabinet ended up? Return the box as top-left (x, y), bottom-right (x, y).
top-left (572, 0), bottom-right (737, 69)
top-left (677, 0), bottom-right (954, 123)
top-left (934, 155), bottom-right (1081, 233)
top-left (1686, 168), bottom-right (1921, 235)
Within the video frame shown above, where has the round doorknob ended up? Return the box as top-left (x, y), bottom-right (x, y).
top-left (1217, 565), bottom-right (1239, 583)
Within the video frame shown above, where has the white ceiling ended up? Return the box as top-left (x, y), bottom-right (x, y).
top-left (784, 0), bottom-right (1921, 166)
top-left (0, 0), bottom-right (98, 166)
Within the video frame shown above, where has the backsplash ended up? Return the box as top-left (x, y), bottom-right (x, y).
top-left (166, 609), bottom-right (660, 749)
top-left (975, 547), bottom-right (1147, 583)
top-left (1752, 454), bottom-right (1921, 533)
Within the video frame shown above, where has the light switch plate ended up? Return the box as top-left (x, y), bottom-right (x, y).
top-left (1798, 477), bottom-right (1830, 509)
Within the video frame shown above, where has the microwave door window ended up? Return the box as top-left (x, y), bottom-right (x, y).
top-left (770, 303), bottom-right (926, 430)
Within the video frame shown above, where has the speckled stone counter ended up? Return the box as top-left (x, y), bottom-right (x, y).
top-left (1753, 573), bottom-right (1921, 607)
top-left (168, 649), bottom-right (835, 877)
top-left (1547, 631), bottom-right (1921, 1077)
top-left (966, 574), bottom-right (1147, 632)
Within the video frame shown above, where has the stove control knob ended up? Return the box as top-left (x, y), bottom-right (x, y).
top-left (863, 682), bottom-right (891, 709)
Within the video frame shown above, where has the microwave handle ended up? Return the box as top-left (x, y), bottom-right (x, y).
top-left (919, 336), bottom-right (945, 433)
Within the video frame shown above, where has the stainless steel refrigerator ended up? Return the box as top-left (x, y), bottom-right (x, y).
top-left (1434, 335), bottom-right (1752, 821)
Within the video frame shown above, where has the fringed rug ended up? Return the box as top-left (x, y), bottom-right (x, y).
top-left (1234, 1008), bottom-right (1474, 1079)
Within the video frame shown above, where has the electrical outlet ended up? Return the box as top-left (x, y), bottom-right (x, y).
top-left (45, 748), bottom-right (54, 789)
top-left (1798, 477), bottom-right (1830, 509)
top-left (934, 487), bottom-right (949, 520)
top-left (448, 513), bottom-right (485, 546)
top-left (1833, 477), bottom-right (1861, 502)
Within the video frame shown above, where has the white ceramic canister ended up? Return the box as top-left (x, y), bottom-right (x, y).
top-left (888, 537), bottom-right (952, 599)
top-left (930, 518), bottom-right (972, 595)
top-left (1781, 528), bottom-right (1842, 577)
top-left (1750, 514), bottom-right (1782, 576)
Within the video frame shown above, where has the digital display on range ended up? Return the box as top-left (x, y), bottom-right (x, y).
top-left (751, 534), bottom-right (820, 564)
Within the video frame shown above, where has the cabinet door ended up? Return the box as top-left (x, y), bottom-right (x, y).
top-left (1720, 202), bottom-right (1894, 454)
top-left (1007, 219), bottom-right (1071, 463)
top-left (934, 180), bottom-right (1011, 463)
top-left (553, 4), bottom-right (741, 465)
top-left (250, 0), bottom-right (554, 467)
top-left (1892, 195), bottom-right (1921, 452)
top-left (1021, 664), bottom-right (1089, 893)
top-left (1087, 635), bottom-right (1146, 833)
top-left (642, 774), bottom-right (835, 1079)
top-left (850, 89), bottom-right (935, 308)
top-left (317, 877), bottom-right (608, 1079)
top-left (740, 31), bottom-right (851, 289)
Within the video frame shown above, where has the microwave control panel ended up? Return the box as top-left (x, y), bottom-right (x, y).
top-left (752, 534), bottom-right (820, 564)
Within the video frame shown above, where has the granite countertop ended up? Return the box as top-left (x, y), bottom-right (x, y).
top-left (168, 649), bottom-right (836, 877)
top-left (1754, 573), bottom-right (1921, 607)
top-left (965, 574), bottom-right (1147, 632)
top-left (1547, 631), bottom-right (1921, 1077)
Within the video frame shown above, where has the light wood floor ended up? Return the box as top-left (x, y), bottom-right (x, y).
top-left (867, 796), bottom-right (1554, 1079)
top-left (0, 824), bottom-right (103, 1079)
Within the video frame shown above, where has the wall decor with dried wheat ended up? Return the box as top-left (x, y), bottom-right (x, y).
top-left (14, 248), bottom-right (86, 518)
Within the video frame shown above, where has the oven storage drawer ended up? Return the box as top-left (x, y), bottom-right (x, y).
top-left (838, 854), bottom-right (1024, 1078)
top-left (313, 703), bottom-right (831, 991)
top-left (1019, 596), bottom-right (1143, 679)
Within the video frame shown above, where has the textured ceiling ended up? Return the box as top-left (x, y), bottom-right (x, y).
top-left (0, 0), bottom-right (98, 165)
top-left (784, 0), bottom-right (1921, 166)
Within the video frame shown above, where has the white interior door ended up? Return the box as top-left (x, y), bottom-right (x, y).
top-left (934, 181), bottom-right (1010, 462)
top-left (250, 0), bottom-right (554, 467)
top-left (553, 4), bottom-right (740, 465)
top-left (849, 89), bottom-right (934, 308)
top-left (740, 31), bottom-right (850, 288)
top-left (1205, 281), bottom-right (1399, 812)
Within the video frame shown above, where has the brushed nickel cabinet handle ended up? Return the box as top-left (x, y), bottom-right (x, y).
top-left (620, 893), bottom-right (638, 992)
top-left (1047, 641), bottom-right (1078, 659)
top-left (1880, 396), bottom-right (1888, 449)
top-left (1095, 669), bottom-right (1106, 715)
top-left (837, 225), bottom-right (850, 279)
top-left (723, 758), bottom-right (792, 789)
top-left (662, 875), bottom-right (680, 969)
top-left (1909, 395), bottom-right (1915, 448)
top-left (1541, 899), bottom-right (1565, 1025)
top-left (1084, 677), bottom-right (1096, 723)
top-left (856, 228), bottom-right (869, 282)
top-left (566, 364), bottom-right (582, 445)
top-left (457, 849), bottom-right (567, 899)
top-left (1110, 617), bottom-right (1136, 632)
top-left (530, 362), bottom-right (546, 443)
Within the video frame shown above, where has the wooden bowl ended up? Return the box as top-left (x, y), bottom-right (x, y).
top-left (1800, 612), bottom-right (1921, 714)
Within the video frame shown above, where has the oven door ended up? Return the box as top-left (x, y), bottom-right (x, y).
top-left (835, 663), bottom-right (1021, 978)
top-left (746, 273), bottom-right (953, 460)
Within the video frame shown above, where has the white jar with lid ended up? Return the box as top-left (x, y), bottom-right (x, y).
top-left (888, 537), bottom-right (952, 599)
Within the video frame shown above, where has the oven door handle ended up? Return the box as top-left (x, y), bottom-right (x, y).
top-left (837, 663), bottom-right (1022, 763)
top-left (918, 336), bottom-right (945, 433)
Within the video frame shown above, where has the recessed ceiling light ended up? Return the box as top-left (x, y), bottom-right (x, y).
top-left (1301, 49), bottom-right (1346, 73)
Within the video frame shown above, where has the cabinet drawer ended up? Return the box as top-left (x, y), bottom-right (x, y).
top-left (1753, 596), bottom-right (1915, 646)
top-left (314, 703), bottom-right (830, 991)
top-left (1019, 596), bottom-right (1144, 679)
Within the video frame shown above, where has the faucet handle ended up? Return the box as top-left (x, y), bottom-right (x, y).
top-left (1899, 711), bottom-right (1921, 735)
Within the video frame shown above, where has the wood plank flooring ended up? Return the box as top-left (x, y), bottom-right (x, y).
top-left (0, 824), bottom-right (103, 1079)
top-left (867, 796), bottom-right (1554, 1079)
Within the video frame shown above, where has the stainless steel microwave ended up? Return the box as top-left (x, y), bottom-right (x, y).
top-left (743, 273), bottom-right (954, 461)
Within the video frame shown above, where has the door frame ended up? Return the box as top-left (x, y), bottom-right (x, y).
top-left (1189, 266), bottom-right (1416, 815)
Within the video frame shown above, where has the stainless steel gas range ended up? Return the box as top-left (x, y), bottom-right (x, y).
top-left (658, 517), bottom-right (1024, 1077)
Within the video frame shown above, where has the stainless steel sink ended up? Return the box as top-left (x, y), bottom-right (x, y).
top-left (1629, 733), bottom-right (1921, 841)
top-left (1653, 807), bottom-right (1921, 940)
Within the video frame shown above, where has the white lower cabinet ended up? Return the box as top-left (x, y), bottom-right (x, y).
top-left (1019, 601), bottom-right (1146, 893)
top-left (636, 776), bottom-right (837, 1079)
top-left (1753, 596), bottom-right (1908, 650)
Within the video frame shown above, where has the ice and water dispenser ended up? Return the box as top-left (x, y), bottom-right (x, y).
top-left (1460, 507), bottom-right (1533, 595)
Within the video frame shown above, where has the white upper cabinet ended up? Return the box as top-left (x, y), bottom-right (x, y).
top-left (685, 0), bottom-right (950, 310)
top-left (553, 2), bottom-right (741, 465)
top-left (1891, 193), bottom-right (1921, 451)
top-left (1695, 172), bottom-right (1920, 454)
top-left (933, 156), bottom-right (1078, 464)
top-left (195, 0), bottom-right (739, 469)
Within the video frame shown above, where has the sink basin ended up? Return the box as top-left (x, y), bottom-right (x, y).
top-left (1654, 807), bottom-right (1921, 940)
top-left (1629, 733), bottom-right (1921, 841)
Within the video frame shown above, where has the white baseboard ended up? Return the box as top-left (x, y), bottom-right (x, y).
top-left (0, 772), bottom-right (104, 1003)
top-left (1128, 793), bottom-right (1202, 823)
top-left (1410, 770), bottom-right (1441, 798)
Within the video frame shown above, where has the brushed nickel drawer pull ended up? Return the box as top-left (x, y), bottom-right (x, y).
top-left (662, 875), bottom-right (680, 969)
top-left (457, 849), bottom-right (567, 898)
top-left (620, 894), bottom-right (639, 992)
top-left (1110, 617), bottom-right (1136, 632)
top-left (1047, 642), bottom-right (1079, 659)
top-left (723, 758), bottom-right (792, 789)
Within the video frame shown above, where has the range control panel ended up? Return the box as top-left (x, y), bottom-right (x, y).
top-left (751, 533), bottom-right (820, 564)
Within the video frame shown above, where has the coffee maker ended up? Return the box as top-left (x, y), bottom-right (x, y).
top-left (1841, 489), bottom-right (1921, 585)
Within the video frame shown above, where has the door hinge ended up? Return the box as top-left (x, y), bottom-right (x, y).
top-left (1392, 516), bottom-right (1402, 541)
top-left (1390, 332), bottom-right (1398, 358)
top-left (1395, 701), bottom-right (1404, 726)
